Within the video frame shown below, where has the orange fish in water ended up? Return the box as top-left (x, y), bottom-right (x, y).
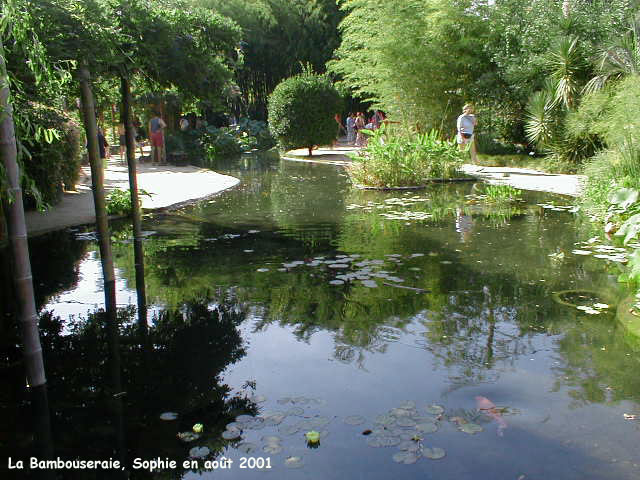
top-left (475, 396), bottom-right (508, 436)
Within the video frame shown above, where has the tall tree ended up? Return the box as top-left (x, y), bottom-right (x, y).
top-left (330, 0), bottom-right (488, 131)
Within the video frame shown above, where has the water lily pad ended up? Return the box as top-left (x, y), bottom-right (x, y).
top-left (374, 414), bottom-right (396, 426)
top-left (572, 250), bottom-right (592, 255)
top-left (306, 416), bottom-right (330, 429)
top-left (366, 437), bottom-right (383, 448)
top-left (396, 417), bottom-right (417, 428)
top-left (279, 424), bottom-right (300, 436)
top-left (237, 442), bottom-right (258, 454)
top-left (263, 414), bottom-right (286, 426)
top-left (328, 263), bottom-right (349, 269)
top-left (375, 435), bottom-right (401, 447)
top-left (398, 440), bottom-right (421, 452)
top-left (261, 435), bottom-right (282, 445)
top-left (262, 444), bottom-right (283, 454)
top-left (244, 418), bottom-right (266, 430)
top-left (256, 268), bottom-right (270, 272)
top-left (250, 395), bottom-right (267, 403)
top-left (237, 414), bottom-right (256, 423)
top-left (189, 446), bottom-right (210, 458)
top-left (423, 447), bottom-right (446, 460)
top-left (391, 408), bottom-right (415, 417)
top-left (159, 412), bottom-right (178, 421)
top-left (284, 456), bottom-right (304, 469)
top-left (425, 404), bottom-right (444, 415)
top-left (458, 422), bottom-right (483, 434)
top-left (415, 422), bottom-right (438, 434)
top-left (392, 451), bottom-right (420, 464)
top-left (277, 397), bottom-right (292, 405)
top-left (329, 280), bottom-right (345, 285)
top-left (344, 415), bottom-right (366, 426)
top-left (292, 396), bottom-right (310, 405)
top-left (221, 429), bottom-right (241, 440)
top-left (285, 406), bottom-right (305, 416)
top-left (178, 432), bottom-right (201, 442)
top-left (225, 422), bottom-right (241, 431)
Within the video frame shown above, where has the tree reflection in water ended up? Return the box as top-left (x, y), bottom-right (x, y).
top-left (2, 297), bottom-right (253, 479)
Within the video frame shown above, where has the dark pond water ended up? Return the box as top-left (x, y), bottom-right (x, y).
top-left (2, 152), bottom-right (640, 479)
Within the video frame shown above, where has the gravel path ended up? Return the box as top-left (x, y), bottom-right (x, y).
top-left (25, 154), bottom-right (239, 237)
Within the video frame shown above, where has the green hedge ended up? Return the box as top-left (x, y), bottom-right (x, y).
top-left (19, 103), bottom-right (83, 208)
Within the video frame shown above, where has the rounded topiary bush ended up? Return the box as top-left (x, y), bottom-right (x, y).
top-left (268, 70), bottom-right (342, 156)
top-left (19, 103), bottom-right (83, 208)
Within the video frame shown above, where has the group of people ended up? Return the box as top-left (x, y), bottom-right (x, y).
top-left (343, 110), bottom-right (386, 146)
top-left (336, 104), bottom-right (478, 163)
top-left (95, 110), bottom-right (167, 166)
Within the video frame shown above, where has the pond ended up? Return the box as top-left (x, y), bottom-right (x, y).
top-left (2, 152), bottom-right (640, 479)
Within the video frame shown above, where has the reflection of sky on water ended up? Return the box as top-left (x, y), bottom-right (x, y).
top-left (43, 250), bottom-right (160, 331)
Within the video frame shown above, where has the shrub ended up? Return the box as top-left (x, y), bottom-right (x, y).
top-left (105, 188), bottom-right (151, 215)
top-left (18, 103), bottom-right (84, 208)
top-left (348, 126), bottom-right (464, 187)
top-left (165, 119), bottom-right (275, 167)
top-left (579, 76), bottom-right (640, 216)
top-left (268, 69), bottom-right (343, 156)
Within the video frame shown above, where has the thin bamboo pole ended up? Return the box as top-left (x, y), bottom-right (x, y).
top-left (0, 40), bottom-right (46, 388)
top-left (121, 75), bottom-right (148, 330)
top-left (77, 64), bottom-right (118, 324)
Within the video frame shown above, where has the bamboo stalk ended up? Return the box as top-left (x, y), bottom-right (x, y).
top-left (77, 64), bottom-right (118, 327)
top-left (0, 40), bottom-right (46, 388)
top-left (121, 75), bottom-right (147, 330)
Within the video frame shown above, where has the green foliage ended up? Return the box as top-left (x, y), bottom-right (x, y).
top-left (580, 76), bottom-right (640, 216)
top-left (347, 126), bottom-right (464, 187)
top-left (165, 119), bottom-right (274, 166)
top-left (268, 70), bottom-right (342, 154)
top-left (479, 184), bottom-right (522, 203)
top-left (105, 187), bottom-right (151, 215)
top-left (331, 0), bottom-right (488, 131)
top-left (18, 103), bottom-right (83, 208)
top-left (197, 0), bottom-right (344, 119)
top-left (105, 188), bottom-right (133, 215)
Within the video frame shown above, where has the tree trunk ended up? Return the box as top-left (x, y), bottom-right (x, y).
top-left (0, 39), bottom-right (47, 389)
top-left (0, 200), bottom-right (7, 248)
top-left (120, 75), bottom-right (147, 330)
top-left (77, 64), bottom-right (118, 329)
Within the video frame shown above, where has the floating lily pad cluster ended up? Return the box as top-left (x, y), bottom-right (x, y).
top-left (258, 253), bottom-right (429, 289)
top-left (358, 401), bottom-right (446, 464)
top-left (219, 395), bottom-right (329, 469)
top-left (571, 239), bottom-right (628, 263)
top-left (346, 196), bottom-right (435, 222)
top-left (576, 303), bottom-right (610, 315)
top-left (537, 203), bottom-right (579, 213)
top-left (346, 196), bottom-right (430, 212)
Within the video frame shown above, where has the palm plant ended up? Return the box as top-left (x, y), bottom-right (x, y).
top-left (524, 81), bottom-right (557, 146)
top-left (584, 19), bottom-right (640, 94)
top-left (546, 36), bottom-right (587, 109)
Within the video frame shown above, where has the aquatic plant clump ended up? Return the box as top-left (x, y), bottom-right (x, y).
top-left (348, 126), bottom-right (464, 188)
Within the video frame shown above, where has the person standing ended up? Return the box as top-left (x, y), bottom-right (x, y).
top-left (149, 110), bottom-right (167, 165)
top-left (346, 113), bottom-right (356, 145)
top-left (456, 103), bottom-right (478, 163)
top-left (354, 112), bottom-right (366, 147)
top-left (117, 123), bottom-right (126, 162)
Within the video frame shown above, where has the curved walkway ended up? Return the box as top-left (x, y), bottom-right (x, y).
top-left (284, 143), bottom-right (585, 197)
top-left (25, 153), bottom-right (239, 237)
